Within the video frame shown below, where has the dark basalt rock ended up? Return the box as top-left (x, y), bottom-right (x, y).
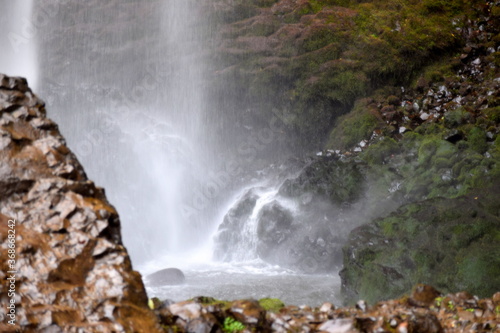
top-left (256, 200), bottom-right (294, 256)
top-left (213, 188), bottom-right (259, 262)
top-left (146, 267), bottom-right (186, 286)
top-left (279, 157), bottom-right (365, 205)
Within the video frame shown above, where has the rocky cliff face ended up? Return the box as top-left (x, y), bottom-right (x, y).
top-left (210, 0), bottom-right (500, 304)
top-left (0, 75), bottom-right (160, 332)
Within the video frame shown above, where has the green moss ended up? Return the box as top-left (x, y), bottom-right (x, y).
top-left (357, 266), bottom-right (397, 304)
top-left (216, 0), bottom-right (482, 150)
top-left (309, 0), bottom-right (349, 13)
top-left (444, 108), bottom-right (470, 128)
top-left (483, 106), bottom-right (500, 123)
top-left (148, 298), bottom-right (161, 310)
top-left (417, 138), bottom-right (438, 165)
top-left (223, 317), bottom-right (246, 333)
top-left (302, 26), bottom-right (338, 52)
top-left (258, 298), bottom-right (285, 312)
top-left (326, 99), bottom-right (379, 150)
top-left (435, 140), bottom-right (458, 159)
top-left (380, 217), bottom-right (397, 237)
top-left (191, 296), bottom-right (231, 308)
top-left (456, 242), bottom-right (500, 297)
top-left (253, 0), bottom-right (279, 7)
top-left (361, 137), bottom-right (400, 164)
top-left (421, 58), bottom-right (455, 83)
top-left (324, 71), bottom-right (369, 105)
top-left (467, 127), bottom-right (488, 154)
top-left (422, 0), bottom-right (463, 15)
top-left (342, 182), bottom-right (500, 304)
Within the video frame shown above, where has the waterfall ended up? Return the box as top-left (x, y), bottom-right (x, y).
top-left (28, 0), bottom-right (222, 265)
top-left (1, 0), bottom-right (344, 305)
top-left (0, 0), bottom-right (38, 90)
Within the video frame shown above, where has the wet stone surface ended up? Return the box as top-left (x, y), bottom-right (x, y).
top-left (151, 285), bottom-right (500, 332)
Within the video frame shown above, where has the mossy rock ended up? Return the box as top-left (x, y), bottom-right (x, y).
top-left (212, 0), bottom-right (479, 151)
top-left (340, 180), bottom-right (500, 305)
top-left (417, 137), bottom-right (457, 166)
top-left (279, 157), bottom-right (365, 204)
top-left (444, 108), bottom-right (471, 128)
top-left (326, 98), bottom-right (380, 150)
top-left (361, 137), bottom-right (400, 165)
top-left (466, 127), bottom-right (488, 154)
top-left (258, 298), bottom-right (285, 312)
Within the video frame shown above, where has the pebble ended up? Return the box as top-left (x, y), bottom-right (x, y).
top-left (420, 112), bottom-right (430, 120)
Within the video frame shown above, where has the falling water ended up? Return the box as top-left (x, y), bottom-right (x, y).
top-left (32, 0), bottom-right (219, 263)
top-left (0, 0), bottom-right (342, 306)
top-left (0, 0), bottom-right (38, 90)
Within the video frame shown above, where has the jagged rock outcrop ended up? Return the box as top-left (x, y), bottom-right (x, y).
top-left (334, 2), bottom-right (500, 304)
top-left (0, 74), bottom-right (161, 332)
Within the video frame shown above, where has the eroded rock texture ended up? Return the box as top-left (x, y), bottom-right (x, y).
top-left (0, 74), bottom-right (161, 332)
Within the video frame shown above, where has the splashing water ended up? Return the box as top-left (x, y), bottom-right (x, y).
top-left (0, 0), bottom-right (343, 306)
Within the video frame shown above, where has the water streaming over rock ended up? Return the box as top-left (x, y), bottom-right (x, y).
top-left (0, 0), bottom-right (343, 305)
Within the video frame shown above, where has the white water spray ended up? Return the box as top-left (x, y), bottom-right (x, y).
top-left (1, 0), bottom-right (343, 305)
top-left (0, 0), bottom-right (38, 90)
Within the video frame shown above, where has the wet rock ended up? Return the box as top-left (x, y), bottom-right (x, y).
top-left (145, 267), bottom-right (186, 286)
top-left (279, 157), bottom-right (364, 204)
top-left (408, 313), bottom-right (442, 333)
top-left (185, 314), bottom-right (219, 333)
top-left (341, 185), bottom-right (500, 304)
top-left (355, 300), bottom-right (368, 312)
top-left (256, 201), bottom-right (294, 258)
top-left (317, 318), bottom-right (355, 333)
top-left (408, 285), bottom-right (442, 308)
top-left (169, 301), bottom-right (202, 322)
top-left (228, 299), bottom-right (265, 326)
top-left (213, 188), bottom-right (259, 261)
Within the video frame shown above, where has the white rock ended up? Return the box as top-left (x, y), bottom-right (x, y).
top-left (420, 112), bottom-right (430, 121)
top-left (412, 102), bottom-right (419, 112)
top-left (318, 318), bottom-right (354, 333)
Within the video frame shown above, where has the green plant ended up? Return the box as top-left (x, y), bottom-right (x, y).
top-left (259, 298), bottom-right (285, 312)
top-left (223, 317), bottom-right (246, 333)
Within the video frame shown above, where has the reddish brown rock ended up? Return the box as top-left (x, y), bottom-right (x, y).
top-left (409, 284), bottom-right (442, 308)
top-left (0, 74), bottom-right (161, 332)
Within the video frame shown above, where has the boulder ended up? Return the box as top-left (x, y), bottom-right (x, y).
top-left (213, 188), bottom-right (259, 261)
top-left (146, 268), bottom-right (186, 286)
top-left (340, 182), bottom-right (500, 305)
top-left (0, 74), bottom-right (161, 332)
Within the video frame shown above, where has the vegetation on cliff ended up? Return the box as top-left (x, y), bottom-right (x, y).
top-left (210, 0), bottom-right (500, 304)
top-left (211, 0), bottom-right (494, 150)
